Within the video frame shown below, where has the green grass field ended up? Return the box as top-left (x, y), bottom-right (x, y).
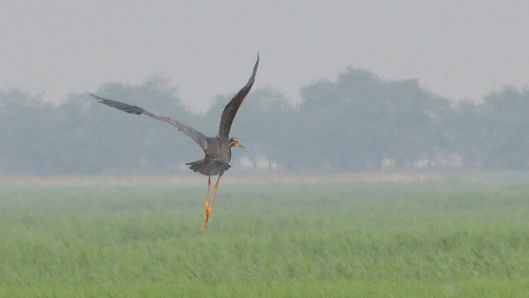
top-left (1, 174), bottom-right (529, 297)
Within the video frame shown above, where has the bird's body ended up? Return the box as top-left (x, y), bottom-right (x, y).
top-left (90, 54), bottom-right (259, 230)
top-left (186, 136), bottom-right (232, 176)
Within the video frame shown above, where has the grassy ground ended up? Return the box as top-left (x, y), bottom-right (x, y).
top-left (0, 174), bottom-right (528, 297)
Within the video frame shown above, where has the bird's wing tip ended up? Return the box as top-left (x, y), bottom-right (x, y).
top-left (89, 93), bottom-right (105, 102)
top-left (253, 52), bottom-right (260, 72)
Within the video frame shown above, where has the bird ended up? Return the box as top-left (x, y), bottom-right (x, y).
top-left (90, 53), bottom-right (259, 230)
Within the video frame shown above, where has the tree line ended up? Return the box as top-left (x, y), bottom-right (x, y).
top-left (1, 68), bottom-right (528, 175)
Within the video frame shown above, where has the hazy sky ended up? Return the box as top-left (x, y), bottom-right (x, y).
top-left (2, 0), bottom-right (529, 112)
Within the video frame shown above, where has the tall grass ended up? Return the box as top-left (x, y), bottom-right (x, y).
top-left (0, 175), bottom-right (528, 297)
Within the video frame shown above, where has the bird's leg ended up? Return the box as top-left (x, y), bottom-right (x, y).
top-left (203, 174), bottom-right (222, 230)
top-left (210, 174), bottom-right (223, 209)
top-left (204, 176), bottom-right (211, 226)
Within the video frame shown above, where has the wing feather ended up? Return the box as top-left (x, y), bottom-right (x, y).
top-left (90, 93), bottom-right (209, 151)
top-left (218, 53), bottom-right (259, 139)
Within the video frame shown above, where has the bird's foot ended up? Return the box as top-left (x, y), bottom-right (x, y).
top-left (202, 211), bottom-right (211, 230)
top-left (203, 202), bottom-right (213, 231)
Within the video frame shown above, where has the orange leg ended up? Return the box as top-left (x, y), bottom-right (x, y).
top-left (203, 174), bottom-right (222, 230)
top-left (204, 177), bottom-right (211, 226)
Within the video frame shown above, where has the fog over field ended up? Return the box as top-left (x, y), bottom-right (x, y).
top-left (2, 2), bottom-right (529, 176)
top-left (2, 1), bottom-right (529, 176)
top-left (3, 68), bottom-right (529, 175)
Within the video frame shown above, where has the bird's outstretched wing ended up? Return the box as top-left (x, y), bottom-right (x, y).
top-left (90, 93), bottom-right (209, 152)
top-left (218, 53), bottom-right (259, 139)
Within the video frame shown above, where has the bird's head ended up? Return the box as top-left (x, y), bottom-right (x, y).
top-left (229, 138), bottom-right (244, 148)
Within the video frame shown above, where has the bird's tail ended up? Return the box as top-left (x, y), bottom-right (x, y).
top-left (186, 159), bottom-right (230, 176)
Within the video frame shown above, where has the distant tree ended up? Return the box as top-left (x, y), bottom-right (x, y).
top-left (297, 68), bottom-right (451, 171)
top-left (479, 87), bottom-right (529, 168)
top-left (444, 100), bottom-right (485, 167)
top-left (0, 89), bottom-right (60, 174)
top-left (2, 70), bottom-right (529, 175)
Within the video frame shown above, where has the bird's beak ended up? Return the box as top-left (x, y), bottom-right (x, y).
top-left (234, 140), bottom-right (245, 148)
